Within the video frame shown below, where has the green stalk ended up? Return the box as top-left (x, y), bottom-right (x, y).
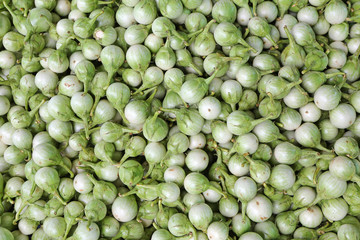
top-left (14, 200), bottom-right (29, 224)
top-left (117, 153), bottom-right (129, 167)
top-left (53, 189), bottom-right (67, 205)
top-left (208, 184), bottom-right (227, 198)
top-left (115, 106), bottom-right (130, 125)
top-left (118, 187), bottom-right (138, 198)
top-left (143, 163), bottom-right (155, 179)
top-left (62, 221), bottom-right (74, 240)
top-left (28, 99), bottom-right (46, 118)
top-left (90, 95), bottom-right (101, 117)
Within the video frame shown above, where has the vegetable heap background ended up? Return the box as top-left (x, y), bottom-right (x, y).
top-left (1, 0), bottom-right (360, 239)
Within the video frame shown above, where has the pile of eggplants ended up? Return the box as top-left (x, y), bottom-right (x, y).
top-left (1, 0), bottom-right (360, 239)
